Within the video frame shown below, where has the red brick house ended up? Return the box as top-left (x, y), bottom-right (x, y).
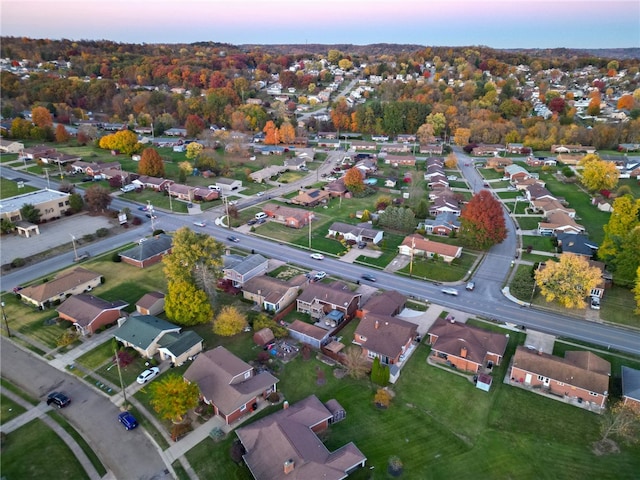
top-left (291, 189), bottom-right (331, 207)
top-left (427, 318), bottom-right (509, 373)
top-left (384, 154), bottom-right (416, 166)
top-left (236, 395), bottom-right (366, 479)
top-left (399, 234), bottom-right (462, 263)
top-left (57, 294), bottom-right (128, 336)
top-left (509, 347), bottom-right (610, 412)
top-left (184, 346), bottom-right (279, 425)
top-left (262, 203), bottom-right (314, 228)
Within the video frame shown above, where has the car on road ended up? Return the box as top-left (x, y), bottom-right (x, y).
top-left (361, 273), bottom-right (377, 282)
top-left (441, 287), bottom-right (459, 296)
top-left (118, 411), bottom-right (139, 430)
top-left (47, 391), bottom-right (71, 409)
top-left (466, 281), bottom-right (475, 291)
top-left (313, 271), bottom-right (327, 281)
top-left (310, 253), bottom-right (324, 260)
top-left (256, 191), bottom-right (265, 196)
top-left (136, 366), bottom-right (160, 384)
top-left (227, 235), bottom-right (240, 243)
top-left (193, 221), bottom-right (206, 227)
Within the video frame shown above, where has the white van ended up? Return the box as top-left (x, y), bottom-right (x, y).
top-left (120, 184), bottom-right (136, 193)
top-left (255, 212), bottom-right (268, 220)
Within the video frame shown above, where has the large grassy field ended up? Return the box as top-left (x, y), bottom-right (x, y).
top-left (0, 177), bottom-right (39, 198)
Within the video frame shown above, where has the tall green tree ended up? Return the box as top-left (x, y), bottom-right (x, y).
top-left (149, 374), bottom-right (200, 423)
top-left (459, 190), bottom-right (507, 249)
top-left (599, 195), bottom-right (640, 261)
top-left (612, 226), bottom-right (640, 287)
top-left (20, 203), bottom-right (41, 223)
top-left (634, 266), bottom-right (640, 315)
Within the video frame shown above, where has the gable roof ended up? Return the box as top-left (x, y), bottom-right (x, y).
top-left (119, 234), bottom-right (173, 261)
top-left (361, 290), bottom-right (407, 316)
top-left (236, 395), bottom-right (366, 480)
top-left (355, 315), bottom-right (417, 358)
top-left (297, 282), bottom-right (361, 308)
top-left (428, 318), bottom-right (508, 364)
top-left (57, 294), bottom-right (128, 327)
top-left (401, 234), bottom-right (462, 258)
top-left (136, 291), bottom-right (165, 309)
top-left (242, 275), bottom-right (302, 304)
top-left (19, 268), bottom-right (102, 304)
top-left (328, 221), bottom-right (382, 240)
top-left (183, 346), bottom-right (279, 414)
top-left (157, 330), bottom-right (203, 357)
top-left (557, 233), bottom-right (598, 256)
top-left (223, 253), bottom-right (268, 275)
top-left (622, 366), bottom-right (640, 402)
top-left (512, 346), bottom-right (610, 394)
top-left (288, 320), bottom-right (330, 341)
top-left (114, 315), bottom-right (181, 349)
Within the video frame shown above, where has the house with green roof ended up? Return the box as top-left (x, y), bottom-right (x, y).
top-left (114, 315), bottom-right (203, 365)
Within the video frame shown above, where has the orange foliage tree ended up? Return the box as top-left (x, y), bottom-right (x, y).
top-left (138, 147), bottom-right (165, 177)
top-left (459, 190), bottom-right (507, 249)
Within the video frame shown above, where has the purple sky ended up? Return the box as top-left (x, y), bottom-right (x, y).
top-left (1, 0), bottom-right (638, 48)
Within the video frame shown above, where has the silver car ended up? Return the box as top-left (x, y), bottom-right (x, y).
top-left (441, 287), bottom-right (459, 296)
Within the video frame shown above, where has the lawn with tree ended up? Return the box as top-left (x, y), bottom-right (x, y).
top-left (459, 190), bottom-right (507, 249)
top-left (579, 154), bottom-right (620, 193)
top-left (535, 254), bottom-right (602, 309)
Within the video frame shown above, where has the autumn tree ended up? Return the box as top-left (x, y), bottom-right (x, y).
top-left (185, 114), bottom-right (205, 137)
top-left (213, 306), bottom-right (247, 336)
top-left (55, 124), bottom-right (70, 143)
top-left (344, 167), bottom-right (365, 195)
top-left (444, 152), bottom-right (458, 168)
top-left (98, 130), bottom-right (140, 156)
top-left (617, 94), bottom-right (635, 111)
top-left (31, 106), bottom-right (53, 128)
top-left (598, 402), bottom-right (640, 447)
top-left (535, 254), bottom-right (602, 309)
top-left (611, 226), bottom-right (640, 287)
top-left (138, 147), bottom-right (165, 177)
top-left (426, 112), bottom-right (446, 136)
top-left (263, 120), bottom-right (279, 145)
top-left (416, 123), bottom-right (435, 145)
top-left (149, 373), bottom-right (200, 423)
top-left (599, 195), bottom-right (640, 260)
top-left (579, 154), bottom-right (619, 192)
top-left (178, 161), bottom-right (194, 183)
top-left (84, 185), bottom-right (112, 213)
top-left (342, 346), bottom-right (369, 379)
top-left (165, 279), bottom-right (213, 326)
top-left (454, 127), bottom-right (471, 146)
top-left (186, 142), bottom-right (203, 161)
top-left (459, 190), bottom-right (507, 249)
top-left (278, 121), bottom-right (296, 144)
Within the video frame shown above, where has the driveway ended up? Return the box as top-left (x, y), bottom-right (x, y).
top-left (339, 247), bottom-right (382, 263)
top-left (0, 338), bottom-right (171, 480)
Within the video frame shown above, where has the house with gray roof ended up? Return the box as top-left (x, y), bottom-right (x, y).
top-left (223, 253), bottom-right (269, 287)
top-left (423, 212), bottom-right (460, 236)
top-left (184, 346), bottom-right (279, 425)
top-left (621, 366), bottom-right (640, 411)
top-left (57, 294), bottom-right (128, 336)
top-left (119, 234), bottom-right (173, 268)
top-left (114, 315), bottom-right (203, 365)
top-left (327, 222), bottom-right (383, 245)
top-left (236, 395), bottom-right (366, 480)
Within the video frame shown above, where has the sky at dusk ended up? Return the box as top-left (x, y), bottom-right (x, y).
top-left (1, 0), bottom-right (639, 49)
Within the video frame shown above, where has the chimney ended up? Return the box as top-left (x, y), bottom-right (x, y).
top-left (375, 320), bottom-right (379, 329)
top-left (284, 459), bottom-right (295, 475)
top-left (460, 346), bottom-right (468, 358)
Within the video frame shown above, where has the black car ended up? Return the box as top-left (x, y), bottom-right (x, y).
top-left (47, 391), bottom-right (71, 409)
top-left (247, 219), bottom-right (257, 225)
top-left (361, 273), bottom-right (377, 282)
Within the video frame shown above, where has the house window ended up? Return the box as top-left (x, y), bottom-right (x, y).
top-left (537, 375), bottom-right (545, 381)
top-left (367, 351), bottom-right (376, 359)
top-left (244, 371), bottom-right (251, 380)
top-left (557, 382), bottom-right (564, 386)
top-left (240, 404), bottom-right (247, 412)
top-left (589, 392), bottom-right (598, 397)
top-left (58, 202), bottom-right (64, 207)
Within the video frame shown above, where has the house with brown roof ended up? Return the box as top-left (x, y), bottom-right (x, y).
top-left (291, 189), bottom-right (331, 207)
top-left (119, 234), bottom-right (173, 268)
top-left (509, 347), bottom-right (610, 411)
top-left (399, 234), bottom-right (462, 263)
top-left (135, 291), bottom-right (165, 316)
top-left (427, 318), bottom-right (509, 374)
top-left (21, 145), bottom-right (56, 161)
top-left (236, 395), bottom-right (366, 480)
top-left (621, 366), bottom-right (640, 411)
top-left (242, 274), bottom-right (306, 313)
top-left (531, 198), bottom-right (576, 218)
top-left (538, 211), bottom-right (585, 235)
top-left (184, 346), bottom-right (279, 425)
top-left (360, 290), bottom-right (407, 317)
top-left (420, 144), bottom-right (444, 155)
top-left (288, 320), bottom-right (332, 349)
top-left (57, 294), bottom-right (128, 336)
top-left (262, 203), bottom-right (314, 229)
top-left (428, 196), bottom-right (461, 216)
top-left (486, 157), bottom-right (513, 169)
top-left (354, 314), bottom-right (417, 366)
top-left (555, 153), bottom-right (584, 165)
top-left (296, 282), bottom-right (361, 320)
top-left (0, 138), bottom-right (24, 153)
top-left (472, 145), bottom-right (503, 157)
top-left (131, 175), bottom-right (174, 191)
top-left (525, 184), bottom-right (556, 202)
top-left (18, 267), bottom-right (103, 309)
top-left (324, 178), bottom-right (348, 197)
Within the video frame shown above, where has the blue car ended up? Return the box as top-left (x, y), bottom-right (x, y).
top-left (118, 411), bottom-right (139, 430)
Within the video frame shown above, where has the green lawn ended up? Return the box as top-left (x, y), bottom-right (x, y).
top-left (478, 168), bottom-right (504, 180)
top-left (1, 177), bottom-right (39, 198)
top-left (0, 418), bottom-right (89, 479)
top-left (521, 234), bottom-right (555, 252)
top-left (1, 394), bottom-right (26, 423)
top-left (516, 216), bottom-right (544, 230)
top-left (497, 191), bottom-right (520, 199)
top-left (399, 252), bottom-right (477, 282)
top-left (599, 286), bottom-right (640, 328)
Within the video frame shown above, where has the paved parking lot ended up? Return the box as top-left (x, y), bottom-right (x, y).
top-left (1, 214), bottom-right (114, 266)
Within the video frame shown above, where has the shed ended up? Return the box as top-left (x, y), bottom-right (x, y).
top-left (476, 373), bottom-right (493, 392)
top-left (253, 327), bottom-right (275, 347)
top-left (324, 398), bottom-right (346, 424)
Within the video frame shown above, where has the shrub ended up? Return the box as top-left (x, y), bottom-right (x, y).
top-left (57, 328), bottom-right (79, 347)
top-left (131, 217), bottom-right (142, 225)
top-left (11, 257), bottom-right (25, 268)
top-left (82, 233), bottom-right (95, 242)
top-left (96, 227), bottom-right (109, 237)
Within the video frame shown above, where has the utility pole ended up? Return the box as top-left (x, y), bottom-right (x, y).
top-left (70, 234), bottom-right (78, 261)
top-left (308, 214), bottom-right (312, 249)
top-left (114, 343), bottom-right (127, 407)
top-left (1, 301), bottom-right (10, 338)
top-left (409, 237), bottom-right (415, 278)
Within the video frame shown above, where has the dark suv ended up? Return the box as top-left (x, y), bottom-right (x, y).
top-left (47, 391), bottom-right (71, 409)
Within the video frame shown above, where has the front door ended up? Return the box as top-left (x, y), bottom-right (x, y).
top-left (524, 373), bottom-right (532, 385)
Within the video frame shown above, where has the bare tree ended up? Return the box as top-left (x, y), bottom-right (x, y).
top-left (342, 346), bottom-right (369, 379)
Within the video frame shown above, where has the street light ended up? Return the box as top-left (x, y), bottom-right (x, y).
top-left (70, 234), bottom-right (78, 261)
top-left (1, 301), bottom-right (10, 337)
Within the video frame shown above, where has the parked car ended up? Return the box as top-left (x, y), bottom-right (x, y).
top-left (466, 281), bottom-right (475, 291)
top-left (441, 287), bottom-right (459, 296)
top-left (118, 411), bottom-right (139, 430)
top-left (313, 271), bottom-right (327, 281)
top-left (361, 273), bottom-right (377, 282)
top-left (357, 241), bottom-right (367, 249)
top-left (247, 219), bottom-right (257, 226)
top-left (310, 253), bottom-right (324, 260)
top-left (136, 366), bottom-right (160, 384)
top-left (227, 235), bottom-right (240, 243)
top-left (47, 391), bottom-right (71, 409)
top-left (193, 221), bottom-right (206, 227)
top-left (590, 296), bottom-right (601, 310)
